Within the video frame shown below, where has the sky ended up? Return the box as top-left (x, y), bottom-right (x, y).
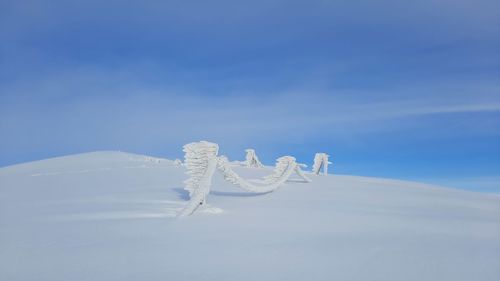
top-left (1, 0), bottom-right (499, 192)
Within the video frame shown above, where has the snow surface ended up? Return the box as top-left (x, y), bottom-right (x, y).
top-left (1, 151), bottom-right (499, 281)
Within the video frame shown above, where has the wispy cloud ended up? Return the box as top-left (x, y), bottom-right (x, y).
top-left (1, 69), bottom-right (499, 153)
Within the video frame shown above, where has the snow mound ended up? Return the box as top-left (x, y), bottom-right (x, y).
top-left (1, 151), bottom-right (499, 281)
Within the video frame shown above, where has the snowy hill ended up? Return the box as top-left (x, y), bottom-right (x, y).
top-left (1, 151), bottom-right (499, 281)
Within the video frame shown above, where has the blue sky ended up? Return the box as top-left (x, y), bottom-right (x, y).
top-left (1, 0), bottom-right (499, 192)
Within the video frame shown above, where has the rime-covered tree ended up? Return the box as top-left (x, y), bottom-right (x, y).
top-left (245, 149), bottom-right (264, 168)
top-left (312, 153), bottom-right (332, 175)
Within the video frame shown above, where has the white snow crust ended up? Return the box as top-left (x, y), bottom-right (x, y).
top-left (1, 151), bottom-right (499, 281)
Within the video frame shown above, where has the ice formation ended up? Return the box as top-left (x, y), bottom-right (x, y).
top-left (218, 156), bottom-right (310, 193)
top-left (178, 141), bottom-right (311, 216)
top-left (312, 153), bottom-right (332, 175)
top-left (178, 141), bottom-right (219, 217)
top-left (294, 164), bottom-right (312, 182)
top-left (245, 149), bottom-right (264, 168)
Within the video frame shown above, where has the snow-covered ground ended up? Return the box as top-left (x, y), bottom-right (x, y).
top-left (1, 151), bottom-right (499, 281)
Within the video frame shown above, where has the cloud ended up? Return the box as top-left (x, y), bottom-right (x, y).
top-left (1, 67), bottom-right (499, 156)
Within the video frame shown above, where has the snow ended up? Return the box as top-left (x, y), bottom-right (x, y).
top-left (244, 149), bottom-right (264, 168)
top-left (1, 151), bottom-right (499, 281)
top-left (179, 141), bottom-right (219, 216)
top-left (217, 155), bottom-right (310, 194)
top-left (180, 141), bottom-right (310, 215)
top-left (312, 152), bottom-right (331, 175)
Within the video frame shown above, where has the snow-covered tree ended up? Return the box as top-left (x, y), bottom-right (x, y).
top-left (294, 164), bottom-right (312, 183)
top-left (179, 141), bottom-right (312, 216)
top-left (178, 141), bottom-right (219, 217)
top-left (217, 155), bottom-right (305, 193)
top-left (312, 153), bottom-right (332, 175)
top-left (245, 149), bottom-right (264, 168)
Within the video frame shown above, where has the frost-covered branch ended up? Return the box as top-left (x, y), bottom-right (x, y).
top-left (262, 156), bottom-right (296, 184)
top-left (245, 149), bottom-right (264, 168)
top-left (312, 153), bottom-right (332, 175)
top-left (217, 156), bottom-right (300, 193)
top-left (178, 141), bottom-right (219, 217)
top-left (294, 165), bottom-right (312, 182)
